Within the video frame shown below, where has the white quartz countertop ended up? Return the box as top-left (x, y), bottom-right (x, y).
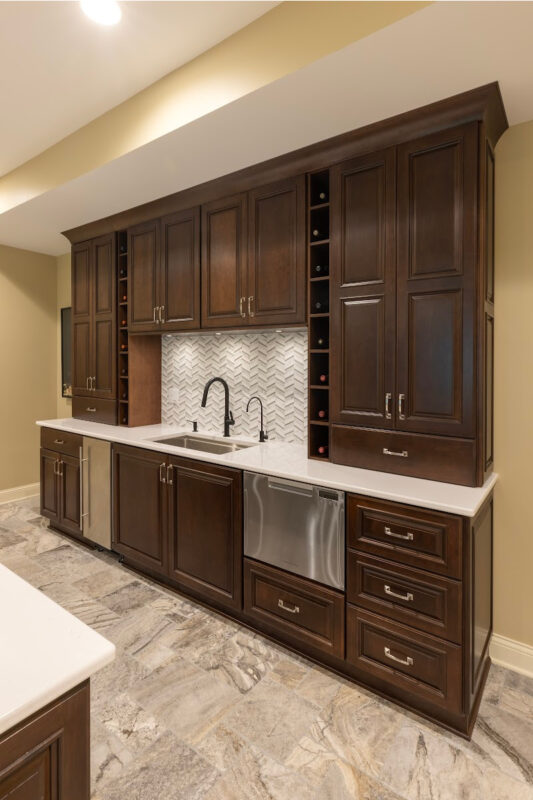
top-left (0, 563), bottom-right (115, 735)
top-left (37, 418), bottom-right (496, 517)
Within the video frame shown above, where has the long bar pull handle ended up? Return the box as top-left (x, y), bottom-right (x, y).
top-left (159, 305), bottom-right (165, 324)
top-left (166, 464), bottom-right (173, 485)
top-left (92, 376), bottom-right (96, 391)
top-left (278, 599), bottom-right (300, 615)
top-left (153, 306), bottom-right (158, 324)
top-left (384, 526), bottom-right (414, 541)
top-left (384, 584), bottom-right (414, 602)
top-left (398, 393), bottom-right (406, 420)
top-left (53, 458), bottom-right (60, 476)
top-left (248, 296), bottom-right (255, 318)
top-left (159, 463), bottom-right (167, 483)
top-left (384, 646), bottom-right (413, 667)
top-left (385, 393), bottom-right (392, 420)
top-left (86, 377), bottom-right (90, 390)
top-left (383, 448), bottom-right (408, 458)
top-left (79, 446), bottom-right (89, 531)
top-left (239, 297), bottom-right (246, 318)
top-left (57, 460), bottom-right (63, 477)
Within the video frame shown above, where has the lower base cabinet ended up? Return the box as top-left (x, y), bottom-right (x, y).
top-left (112, 444), bottom-right (242, 612)
top-left (40, 429), bottom-right (83, 539)
top-left (0, 682), bottom-right (90, 800)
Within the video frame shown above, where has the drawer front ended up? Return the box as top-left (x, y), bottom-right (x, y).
top-left (347, 552), bottom-right (462, 643)
top-left (244, 559), bottom-right (344, 659)
top-left (347, 494), bottom-right (462, 579)
top-left (73, 396), bottom-right (117, 425)
top-left (41, 427), bottom-right (82, 457)
top-left (347, 605), bottom-right (462, 713)
top-left (331, 425), bottom-right (477, 487)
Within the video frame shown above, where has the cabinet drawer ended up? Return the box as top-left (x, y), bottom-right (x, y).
top-left (41, 427), bottom-right (82, 457)
top-left (347, 552), bottom-right (462, 643)
top-left (73, 396), bottom-right (117, 425)
top-left (331, 425), bottom-right (477, 487)
top-left (244, 559), bottom-right (344, 659)
top-left (346, 605), bottom-right (462, 714)
top-left (347, 494), bottom-right (462, 579)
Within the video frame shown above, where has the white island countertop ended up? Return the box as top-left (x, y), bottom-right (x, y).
top-left (0, 563), bottom-right (115, 735)
top-left (37, 418), bottom-right (497, 518)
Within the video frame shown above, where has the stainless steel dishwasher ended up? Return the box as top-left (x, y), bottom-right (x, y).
top-left (243, 472), bottom-right (345, 590)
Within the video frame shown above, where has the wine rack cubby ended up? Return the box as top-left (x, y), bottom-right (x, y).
top-left (308, 169), bottom-right (331, 460)
top-left (117, 230), bottom-right (129, 426)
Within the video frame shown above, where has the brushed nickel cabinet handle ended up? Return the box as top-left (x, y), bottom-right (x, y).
top-left (166, 464), bottom-right (173, 485)
top-left (153, 306), bottom-right (158, 324)
top-left (385, 392), bottom-right (392, 420)
top-left (53, 459), bottom-right (60, 476)
top-left (57, 460), bottom-right (63, 477)
top-left (239, 297), bottom-right (246, 318)
top-left (86, 407), bottom-right (97, 413)
top-left (54, 439), bottom-right (65, 445)
top-left (398, 393), bottom-right (406, 420)
top-left (159, 463), bottom-right (167, 483)
top-left (383, 448), bottom-right (408, 458)
top-left (248, 296), bottom-right (254, 317)
top-left (159, 305), bottom-right (165, 323)
top-left (384, 646), bottom-right (413, 667)
top-left (79, 446), bottom-right (89, 531)
top-left (92, 376), bottom-right (96, 391)
top-left (278, 599), bottom-right (300, 615)
top-left (86, 377), bottom-right (90, 390)
top-left (384, 526), bottom-right (413, 541)
top-left (384, 584), bottom-right (414, 602)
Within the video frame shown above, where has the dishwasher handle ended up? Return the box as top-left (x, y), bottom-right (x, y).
top-left (267, 477), bottom-right (314, 497)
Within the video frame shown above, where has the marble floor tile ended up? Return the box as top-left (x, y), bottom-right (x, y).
top-left (1, 499), bottom-right (532, 800)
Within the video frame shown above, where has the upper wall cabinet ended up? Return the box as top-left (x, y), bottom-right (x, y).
top-left (201, 176), bottom-right (306, 328)
top-left (128, 209), bottom-right (201, 333)
top-left (72, 234), bottom-right (116, 404)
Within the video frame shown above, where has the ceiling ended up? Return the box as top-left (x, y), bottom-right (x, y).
top-left (2, 1), bottom-right (533, 255)
top-left (0, 0), bottom-right (276, 176)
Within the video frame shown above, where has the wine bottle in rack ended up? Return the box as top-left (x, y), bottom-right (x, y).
top-left (122, 293), bottom-right (127, 302)
top-left (313, 300), bottom-right (329, 313)
top-left (312, 228), bottom-right (326, 239)
top-left (317, 409), bottom-right (327, 419)
top-left (319, 373), bottom-right (328, 384)
top-left (316, 336), bottom-right (328, 348)
top-left (121, 343), bottom-right (127, 351)
top-left (319, 191), bottom-right (327, 201)
top-left (317, 445), bottom-right (328, 456)
top-left (313, 263), bottom-right (329, 276)
top-left (119, 267), bottom-right (126, 277)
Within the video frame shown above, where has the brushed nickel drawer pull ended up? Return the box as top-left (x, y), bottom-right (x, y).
top-left (384, 646), bottom-right (413, 667)
top-left (166, 464), bottom-right (173, 485)
top-left (384, 584), bottom-right (414, 602)
top-left (159, 463), bottom-right (167, 484)
top-left (384, 526), bottom-right (413, 541)
top-left (385, 392), bottom-right (392, 420)
top-left (54, 439), bottom-right (65, 445)
top-left (383, 448), bottom-right (408, 458)
top-left (248, 296), bottom-right (255, 317)
top-left (278, 599), bottom-right (300, 615)
top-left (398, 393), bottom-right (406, 420)
top-left (240, 297), bottom-right (246, 318)
top-left (86, 407), bottom-right (97, 413)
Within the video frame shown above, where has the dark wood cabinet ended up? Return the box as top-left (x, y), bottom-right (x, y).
top-left (113, 444), bottom-right (168, 576)
top-left (168, 457), bottom-right (242, 611)
top-left (160, 207), bottom-right (200, 330)
top-left (330, 121), bottom-right (495, 485)
top-left (72, 234), bottom-right (117, 416)
top-left (112, 446), bottom-right (242, 610)
top-left (202, 177), bottom-right (306, 328)
top-left (0, 682), bottom-right (90, 800)
top-left (128, 220), bottom-right (160, 332)
top-left (201, 193), bottom-right (247, 328)
top-left (247, 176), bottom-right (306, 326)
top-left (40, 431), bottom-right (82, 539)
top-left (330, 149), bottom-right (396, 429)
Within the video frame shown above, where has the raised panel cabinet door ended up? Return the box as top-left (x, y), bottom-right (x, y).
top-left (167, 457), bottom-right (242, 610)
top-left (128, 220), bottom-right (160, 332)
top-left (72, 241), bottom-right (93, 397)
top-left (247, 176), bottom-right (306, 325)
top-left (330, 148), bottom-right (396, 428)
top-left (58, 453), bottom-right (81, 536)
top-left (160, 207), bottom-right (200, 331)
top-left (92, 234), bottom-right (117, 398)
top-left (0, 746), bottom-right (53, 799)
top-left (72, 320), bottom-right (92, 396)
top-left (396, 123), bottom-right (477, 437)
top-left (113, 445), bottom-right (168, 575)
top-left (201, 193), bottom-right (247, 328)
top-left (40, 449), bottom-right (59, 524)
top-left (72, 241), bottom-right (91, 318)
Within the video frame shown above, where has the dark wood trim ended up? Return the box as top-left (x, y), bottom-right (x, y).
top-left (63, 84), bottom-right (507, 245)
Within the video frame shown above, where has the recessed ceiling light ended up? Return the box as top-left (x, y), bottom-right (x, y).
top-left (81, 0), bottom-right (121, 26)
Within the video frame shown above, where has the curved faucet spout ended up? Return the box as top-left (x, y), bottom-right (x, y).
top-left (201, 377), bottom-right (234, 437)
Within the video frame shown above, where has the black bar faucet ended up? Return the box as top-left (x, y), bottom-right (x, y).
top-left (246, 396), bottom-right (268, 442)
top-left (201, 377), bottom-right (235, 437)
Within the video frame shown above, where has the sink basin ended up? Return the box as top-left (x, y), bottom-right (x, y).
top-left (151, 434), bottom-right (257, 455)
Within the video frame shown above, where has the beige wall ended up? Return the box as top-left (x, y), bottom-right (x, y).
top-left (494, 120), bottom-right (533, 648)
top-left (0, 245), bottom-right (57, 492)
top-left (56, 252), bottom-right (71, 419)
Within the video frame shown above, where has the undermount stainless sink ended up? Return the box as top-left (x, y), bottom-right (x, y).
top-left (151, 434), bottom-right (257, 455)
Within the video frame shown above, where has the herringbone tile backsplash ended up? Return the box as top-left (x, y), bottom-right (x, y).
top-left (162, 330), bottom-right (308, 443)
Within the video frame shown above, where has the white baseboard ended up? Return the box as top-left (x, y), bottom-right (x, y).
top-left (491, 633), bottom-right (533, 678)
top-left (0, 482), bottom-right (40, 505)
